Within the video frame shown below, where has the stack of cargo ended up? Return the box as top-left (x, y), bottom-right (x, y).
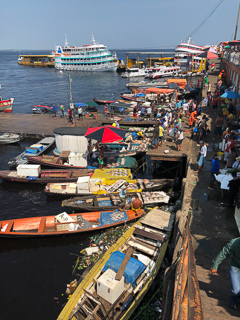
top-left (16, 164), bottom-right (41, 177)
top-left (68, 152), bottom-right (88, 167)
top-left (25, 144), bottom-right (43, 154)
top-left (77, 176), bottom-right (90, 194)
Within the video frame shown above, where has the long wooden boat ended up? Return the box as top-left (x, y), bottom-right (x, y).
top-left (62, 191), bottom-right (170, 212)
top-left (0, 169), bottom-right (92, 184)
top-left (8, 137), bottom-right (55, 169)
top-left (0, 209), bottom-right (145, 239)
top-left (57, 207), bottom-right (174, 320)
top-left (94, 99), bottom-right (115, 105)
top-left (44, 178), bottom-right (175, 197)
top-left (26, 154), bottom-right (138, 169)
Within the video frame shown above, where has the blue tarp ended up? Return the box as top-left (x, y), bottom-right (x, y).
top-left (137, 93), bottom-right (145, 97)
top-left (102, 251), bottom-right (146, 285)
top-left (97, 210), bottom-right (128, 226)
top-left (28, 176), bottom-right (38, 180)
top-left (98, 200), bottom-right (112, 207)
top-left (74, 103), bottom-right (88, 107)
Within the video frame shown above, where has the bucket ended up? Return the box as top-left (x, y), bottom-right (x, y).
top-left (217, 151), bottom-right (224, 160)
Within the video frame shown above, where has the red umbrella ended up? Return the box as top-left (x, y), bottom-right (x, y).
top-left (197, 51), bottom-right (218, 59)
top-left (85, 125), bottom-right (126, 143)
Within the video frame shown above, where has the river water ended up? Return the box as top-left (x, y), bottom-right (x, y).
top-left (0, 49), bottom-right (178, 319)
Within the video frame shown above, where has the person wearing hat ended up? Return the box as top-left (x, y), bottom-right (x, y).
top-left (119, 181), bottom-right (129, 211)
top-left (232, 156), bottom-right (240, 170)
top-left (195, 141), bottom-right (207, 173)
top-left (208, 154), bottom-right (220, 190)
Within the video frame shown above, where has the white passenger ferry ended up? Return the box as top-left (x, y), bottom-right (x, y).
top-left (54, 34), bottom-right (118, 71)
top-left (148, 66), bottom-right (181, 79)
top-left (174, 37), bottom-right (204, 65)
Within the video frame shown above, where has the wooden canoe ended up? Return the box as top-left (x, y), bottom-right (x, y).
top-left (25, 155), bottom-right (88, 169)
top-left (62, 191), bottom-right (170, 212)
top-left (0, 209), bottom-right (145, 238)
top-left (0, 169), bottom-right (93, 184)
top-left (57, 207), bottom-right (174, 320)
top-left (44, 179), bottom-right (175, 197)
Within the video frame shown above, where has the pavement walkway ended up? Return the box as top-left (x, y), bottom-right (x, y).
top-left (190, 59), bottom-right (240, 319)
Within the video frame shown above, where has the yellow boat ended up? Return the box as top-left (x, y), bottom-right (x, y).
top-left (57, 207), bottom-right (174, 320)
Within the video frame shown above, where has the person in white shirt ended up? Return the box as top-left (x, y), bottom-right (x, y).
top-left (195, 141), bottom-right (207, 172)
top-left (232, 156), bottom-right (240, 170)
top-left (175, 126), bottom-right (184, 151)
top-left (146, 106), bottom-right (152, 121)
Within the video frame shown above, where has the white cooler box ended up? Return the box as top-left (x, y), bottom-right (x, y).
top-left (68, 153), bottom-right (87, 167)
top-left (17, 164), bottom-right (41, 177)
top-left (97, 269), bottom-right (124, 304)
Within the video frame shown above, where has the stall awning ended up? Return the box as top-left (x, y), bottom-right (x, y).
top-left (145, 88), bottom-right (174, 94)
top-left (166, 79), bottom-right (187, 90)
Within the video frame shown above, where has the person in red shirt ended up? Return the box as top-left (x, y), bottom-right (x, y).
top-left (68, 108), bottom-right (73, 124)
top-left (224, 133), bottom-right (235, 163)
top-left (212, 96), bottom-right (219, 113)
top-left (189, 111), bottom-right (197, 128)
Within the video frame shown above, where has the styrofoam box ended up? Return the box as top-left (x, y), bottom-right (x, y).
top-left (68, 153), bottom-right (87, 167)
top-left (55, 212), bottom-right (75, 223)
top-left (77, 176), bottom-right (90, 189)
top-left (17, 164), bottom-right (41, 177)
top-left (97, 269), bottom-right (124, 304)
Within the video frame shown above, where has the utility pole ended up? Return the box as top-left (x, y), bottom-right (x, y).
top-left (234, 2), bottom-right (240, 40)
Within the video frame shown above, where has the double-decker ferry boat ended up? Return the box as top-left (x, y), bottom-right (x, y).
top-left (54, 34), bottom-right (118, 72)
top-left (174, 37), bottom-right (204, 66)
top-left (148, 65), bottom-right (181, 79)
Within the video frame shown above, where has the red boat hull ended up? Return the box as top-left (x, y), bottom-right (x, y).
top-left (0, 98), bottom-right (14, 113)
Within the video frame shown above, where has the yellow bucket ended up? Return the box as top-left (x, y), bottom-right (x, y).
top-left (217, 152), bottom-right (224, 160)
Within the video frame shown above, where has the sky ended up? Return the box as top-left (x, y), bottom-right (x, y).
top-left (0, 0), bottom-right (239, 50)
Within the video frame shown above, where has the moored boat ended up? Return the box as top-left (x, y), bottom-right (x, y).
top-left (0, 98), bottom-right (14, 113)
top-left (93, 99), bottom-right (115, 105)
top-left (0, 133), bottom-right (23, 144)
top-left (62, 191), bottom-right (170, 212)
top-left (44, 178), bottom-right (175, 197)
top-left (8, 137), bottom-right (55, 169)
top-left (0, 209), bottom-right (145, 238)
top-left (0, 168), bottom-right (93, 184)
top-left (57, 207), bottom-right (174, 320)
top-left (55, 34), bottom-right (118, 72)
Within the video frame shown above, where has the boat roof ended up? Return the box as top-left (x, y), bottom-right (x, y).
top-left (53, 127), bottom-right (87, 136)
top-left (19, 55), bottom-right (54, 58)
top-left (109, 102), bottom-right (130, 109)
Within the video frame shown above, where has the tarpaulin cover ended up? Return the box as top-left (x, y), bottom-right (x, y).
top-left (53, 127), bottom-right (87, 136)
top-left (74, 103), bottom-right (88, 107)
top-left (166, 79), bottom-right (187, 89)
top-left (86, 101), bottom-right (98, 107)
top-left (91, 168), bottom-right (132, 180)
top-left (137, 93), bottom-right (145, 97)
top-left (98, 200), bottom-right (112, 207)
top-left (98, 210), bottom-right (128, 226)
top-left (145, 88), bottom-right (174, 94)
top-left (102, 251), bottom-right (146, 285)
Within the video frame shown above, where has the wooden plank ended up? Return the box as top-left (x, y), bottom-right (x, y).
top-left (140, 208), bottom-right (174, 232)
top-left (38, 217), bottom-right (46, 233)
top-left (135, 224), bottom-right (167, 238)
top-left (115, 247), bottom-right (134, 281)
top-left (133, 228), bottom-right (164, 242)
top-left (5, 221), bottom-right (14, 233)
top-left (128, 240), bottom-right (157, 256)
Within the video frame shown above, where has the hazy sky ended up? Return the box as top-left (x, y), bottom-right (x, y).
top-left (1, 0), bottom-right (239, 50)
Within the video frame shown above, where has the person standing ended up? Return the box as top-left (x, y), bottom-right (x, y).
top-left (153, 105), bottom-right (158, 120)
top-left (52, 103), bottom-right (57, 119)
top-left (87, 140), bottom-right (93, 165)
top-left (214, 114), bottom-right (224, 141)
top-left (78, 106), bottom-right (83, 121)
top-left (60, 104), bottom-right (64, 118)
top-left (68, 107), bottom-right (73, 124)
top-left (175, 126), bottom-right (184, 151)
top-left (98, 146), bottom-right (104, 170)
top-left (119, 181), bottom-right (129, 211)
top-left (211, 237), bottom-right (240, 310)
top-left (104, 104), bottom-right (109, 117)
top-left (146, 105), bottom-right (152, 121)
top-left (158, 124), bottom-right (165, 147)
top-left (152, 124), bottom-right (159, 149)
top-left (228, 171), bottom-right (240, 209)
top-left (208, 154), bottom-right (220, 190)
top-left (195, 141), bottom-right (207, 172)
top-left (224, 133), bottom-right (235, 163)
top-left (133, 105), bottom-right (138, 120)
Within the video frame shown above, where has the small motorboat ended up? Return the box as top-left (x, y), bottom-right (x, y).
top-left (0, 133), bottom-right (23, 145)
top-left (62, 191), bottom-right (170, 212)
top-left (8, 137), bottom-right (55, 169)
top-left (0, 168), bottom-right (93, 184)
top-left (93, 99), bottom-right (115, 105)
top-left (57, 207), bottom-right (174, 320)
top-left (0, 209), bottom-right (145, 238)
top-left (32, 105), bottom-right (52, 114)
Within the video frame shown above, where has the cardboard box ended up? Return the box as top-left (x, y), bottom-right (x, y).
top-left (97, 269), bottom-right (124, 304)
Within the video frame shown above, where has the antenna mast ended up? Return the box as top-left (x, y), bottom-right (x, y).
top-left (234, 2), bottom-right (240, 40)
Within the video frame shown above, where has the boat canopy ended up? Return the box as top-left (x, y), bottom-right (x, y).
top-left (166, 79), bottom-right (187, 89)
top-left (109, 102), bottom-right (130, 109)
top-left (74, 103), bottom-right (88, 107)
top-left (145, 88), bottom-right (174, 94)
top-left (53, 127), bottom-right (87, 136)
top-left (86, 101), bottom-right (98, 107)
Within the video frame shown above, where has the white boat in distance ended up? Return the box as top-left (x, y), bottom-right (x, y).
top-left (54, 34), bottom-right (118, 72)
top-left (148, 66), bottom-right (181, 79)
top-left (122, 67), bottom-right (151, 78)
top-left (174, 37), bottom-right (204, 65)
